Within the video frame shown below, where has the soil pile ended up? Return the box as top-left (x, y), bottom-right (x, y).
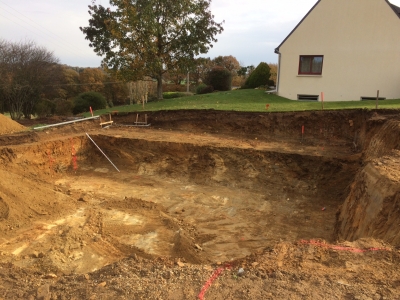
top-left (0, 114), bottom-right (26, 135)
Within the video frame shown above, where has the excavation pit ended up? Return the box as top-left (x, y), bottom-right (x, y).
top-left (0, 109), bottom-right (399, 277)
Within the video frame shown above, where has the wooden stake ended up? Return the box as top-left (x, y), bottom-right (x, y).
top-left (376, 90), bottom-right (379, 110)
top-left (321, 92), bottom-right (324, 110)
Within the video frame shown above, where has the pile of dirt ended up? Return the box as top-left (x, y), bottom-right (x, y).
top-left (0, 114), bottom-right (26, 135)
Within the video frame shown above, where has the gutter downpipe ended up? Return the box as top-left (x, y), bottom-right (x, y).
top-left (274, 47), bottom-right (281, 95)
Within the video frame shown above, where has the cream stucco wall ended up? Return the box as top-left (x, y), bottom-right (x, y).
top-left (277, 0), bottom-right (400, 101)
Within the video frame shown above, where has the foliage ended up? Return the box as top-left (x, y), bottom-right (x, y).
top-left (162, 92), bottom-right (192, 99)
top-left (242, 62), bottom-right (271, 89)
top-left (0, 39), bottom-right (60, 119)
top-left (196, 83), bottom-right (207, 94)
top-left (59, 67), bottom-right (80, 100)
top-left (34, 99), bottom-right (56, 118)
top-left (212, 55), bottom-right (240, 75)
top-left (196, 83), bottom-right (214, 94)
top-left (80, 0), bottom-right (224, 99)
top-left (54, 99), bottom-right (74, 116)
top-left (73, 91), bottom-right (107, 114)
top-left (268, 63), bottom-right (278, 86)
top-left (204, 67), bottom-right (232, 91)
top-left (79, 68), bottom-right (106, 93)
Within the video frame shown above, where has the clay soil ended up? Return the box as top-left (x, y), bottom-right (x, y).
top-left (0, 109), bottom-right (399, 300)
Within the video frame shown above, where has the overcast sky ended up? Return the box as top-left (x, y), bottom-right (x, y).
top-left (1, 0), bottom-right (400, 68)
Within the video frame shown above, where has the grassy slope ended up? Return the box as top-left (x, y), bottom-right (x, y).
top-left (87, 89), bottom-right (400, 116)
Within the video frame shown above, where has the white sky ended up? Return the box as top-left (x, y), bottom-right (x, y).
top-left (1, 0), bottom-right (400, 68)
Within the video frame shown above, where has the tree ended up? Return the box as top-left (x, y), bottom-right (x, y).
top-left (268, 63), bottom-right (278, 86)
top-left (0, 39), bottom-right (60, 119)
top-left (212, 55), bottom-right (240, 75)
top-left (242, 62), bottom-right (270, 89)
top-left (80, 0), bottom-right (224, 100)
top-left (192, 57), bottom-right (213, 84)
top-left (60, 67), bottom-right (80, 100)
top-left (79, 68), bottom-right (106, 93)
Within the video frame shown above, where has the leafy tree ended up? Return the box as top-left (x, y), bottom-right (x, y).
top-left (59, 67), bottom-right (80, 100)
top-left (268, 63), bottom-right (278, 86)
top-left (212, 55), bottom-right (240, 75)
top-left (242, 62), bottom-right (270, 89)
top-left (79, 68), bottom-right (106, 93)
top-left (0, 39), bottom-right (60, 119)
top-left (103, 72), bottom-right (129, 106)
top-left (192, 57), bottom-right (213, 84)
top-left (73, 91), bottom-right (107, 114)
top-left (80, 0), bottom-right (224, 100)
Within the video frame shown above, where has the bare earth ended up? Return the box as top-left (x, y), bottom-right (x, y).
top-left (0, 110), bottom-right (399, 300)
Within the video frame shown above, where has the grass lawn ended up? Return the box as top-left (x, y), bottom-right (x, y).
top-left (85, 89), bottom-right (400, 116)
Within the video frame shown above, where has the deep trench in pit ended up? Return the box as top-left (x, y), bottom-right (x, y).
top-left (0, 109), bottom-right (399, 275)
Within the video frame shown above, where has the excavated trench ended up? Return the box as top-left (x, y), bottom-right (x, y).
top-left (0, 109), bottom-right (399, 275)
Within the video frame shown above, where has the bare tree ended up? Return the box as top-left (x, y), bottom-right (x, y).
top-left (0, 39), bottom-right (60, 119)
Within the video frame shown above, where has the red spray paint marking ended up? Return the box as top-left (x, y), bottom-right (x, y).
top-left (299, 240), bottom-right (390, 253)
top-left (89, 106), bottom-right (93, 117)
top-left (265, 104), bottom-right (270, 110)
top-left (70, 139), bottom-right (78, 170)
top-left (198, 264), bottom-right (232, 300)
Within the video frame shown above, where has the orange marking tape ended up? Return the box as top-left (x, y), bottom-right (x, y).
top-left (198, 264), bottom-right (232, 300)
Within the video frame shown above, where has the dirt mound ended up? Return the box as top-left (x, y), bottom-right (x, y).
top-left (0, 114), bottom-right (26, 135)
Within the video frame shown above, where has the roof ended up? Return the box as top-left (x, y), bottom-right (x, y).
top-left (275, 0), bottom-right (400, 54)
top-left (389, 2), bottom-right (400, 16)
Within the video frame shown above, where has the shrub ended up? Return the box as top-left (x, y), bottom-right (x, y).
top-left (242, 62), bottom-right (271, 89)
top-left (162, 84), bottom-right (187, 92)
top-left (162, 92), bottom-right (193, 99)
top-left (34, 99), bottom-right (56, 118)
top-left (196, 84), bottom-right (214, 94)
top-left (54, 99), bottom-right (74, 116)
top-left (196, 84), bottom-right (207, 94)
top-left (204, 67), bottom-right (232, 91)
top-left (73, 91), bottom-right (107, 115)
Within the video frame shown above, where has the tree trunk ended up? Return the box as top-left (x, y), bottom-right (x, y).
top-left (156, 74), bottom-right (163, 99)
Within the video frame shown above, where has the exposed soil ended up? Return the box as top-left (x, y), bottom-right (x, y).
top-left (0, 109), bottom-right (399, 299)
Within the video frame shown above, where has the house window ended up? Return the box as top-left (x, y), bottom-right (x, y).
top-left (299, 55), bottom-right (323, 75)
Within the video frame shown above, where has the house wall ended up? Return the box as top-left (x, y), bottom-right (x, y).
top-left (277, 0), bottom-right (400, 101)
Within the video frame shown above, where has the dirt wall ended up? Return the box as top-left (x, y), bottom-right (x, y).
top-left (335, 119), bottom-right (400, 245)
top-left (114, 109), bottom-right (372, 146)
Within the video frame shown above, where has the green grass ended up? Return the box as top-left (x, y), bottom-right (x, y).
top-left (84, 89), bottom-right (400, 117)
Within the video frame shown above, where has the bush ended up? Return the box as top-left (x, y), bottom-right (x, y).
top-left (162, 92), bottom-right (192, 99)
top-left (204, 67), bottom-right (232, 91)
top-left (54, 99), bottom-right (74, 116)
top-left (242, 62), bottom-right (271, 89)
top-left (73, 91), bottom-right (107, 115)
top-left (196, 84), bottom-right (214, 94)
top-left (162, 84), bottom-right (187, 92)
top-left (34, 99), bottom-right (56, 118)
top-left (196, 84), bottom-right (207, 94)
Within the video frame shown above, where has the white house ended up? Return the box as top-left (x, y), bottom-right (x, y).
top-left (275, 0), bottom-right (400, 101)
